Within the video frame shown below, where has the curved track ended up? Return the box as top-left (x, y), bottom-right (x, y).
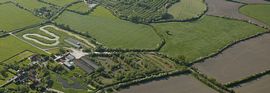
top-left (23, 25), bottom-right (60, 46)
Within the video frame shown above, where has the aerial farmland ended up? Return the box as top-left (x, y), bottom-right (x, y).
top-left (0, 0), bottom-right (269, 93)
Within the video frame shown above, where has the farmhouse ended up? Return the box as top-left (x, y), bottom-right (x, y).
top-left (54, 53), bottom-right (76, 69)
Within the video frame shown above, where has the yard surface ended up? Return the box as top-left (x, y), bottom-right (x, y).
top-left (0, 3), bottom-right (42, 32)
top-left (56, 7), bottom-right (162, 49)
top-left (152, 16), bottom-right (266, 62)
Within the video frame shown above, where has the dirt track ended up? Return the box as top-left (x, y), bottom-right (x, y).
top-left (119, 75), bottom-right (217, 93)
top-left (194, 33), bottom-right (270, 83)
top-left (205, 0), bottom-right (269, 28)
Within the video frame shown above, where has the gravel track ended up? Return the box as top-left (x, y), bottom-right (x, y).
top-left (23, 25), bottom-right (60, 46)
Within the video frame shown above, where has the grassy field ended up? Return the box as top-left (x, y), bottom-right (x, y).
top-left (55, 7), bottom-right (161, 49)
top-left (0, 0), bottom-right (10, 3)
top-left (0, 36), bottom-right (46, 62)
top-left (14, 0), bottom-right (50, 10)
top-left (0, 3), bottom-right (42, 32)
top-left (3, 51), bottom-right (33, 64)
top-left (152, 16), bottom-right (266, 62)
top-left (168, 0), bottom-right (207, 20)
top-left (68, 2), bottom-right (89, 13)
top-left (43, 0), bottom-right (77, 6)
top-left (240, 4), bottom-right (270, 26)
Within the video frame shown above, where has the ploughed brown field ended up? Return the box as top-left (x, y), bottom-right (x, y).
top-left (205, 0), bottom-right (268, 28)
top-left (119, 75), bottom-right (217, 93)
top-left (193, 33), bottom-right (270, 83)
top-left (233, 74), bottom-right (270, 93)
top-left (234, 0), bottom-right (270, 4)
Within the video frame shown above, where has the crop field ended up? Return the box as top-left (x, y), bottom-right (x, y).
top-left (240, 4), bottom-right (270, 26)
top-left (168, 0), bottom-right (207, 20)
top-left (193, 33), bottom-right (270, 83)
top-left (152, 16), bottom-right (266, 62)
top-left (205, 0), bottom-right (268, 28)
top-left (0, 3), bottom-right (42, 32)
top-left (120, 74), bottom-right (217, 93)
top-left (231, 0), bottom-right (270, 4)
top-left (55, 7), bottom-right (162, 49)
top-left (232, 74), bottom-right (270, 93)
top-left (14, 0), bottom-right (50, 10)
top-left (0, 36), bottom-right (46, 62)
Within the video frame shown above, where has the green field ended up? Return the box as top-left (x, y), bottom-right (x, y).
top-left (43, 0), bottom-right (77, 6)
top-left (0, 36), bottom-right (46, 62)
top-left (0, 0), bottom-right (10, 3)
top-left (152, 16), bottom-right (266, 62)
top-left (14, 0), bottom-right (50, 10)
top-left (55, 7), bottom-right (162, 49)
top-left (0, 3), bottom-right (42, 32)
top-left (68, 2), bottom-right (89, 13)
top-left (240, 4), bottom-right (270, 26)
top-left (168, 0), bottom-right (207, 20)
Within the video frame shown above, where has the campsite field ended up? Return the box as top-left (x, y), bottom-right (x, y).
top-left (152, 16), bottom-right (266, 62)
top-left (87, 53), bottom-right (184, 86)
top-left (55, 7), bottom-right (162, 49)
top-left (0, 3), bottom-right (42, 32)
top-left (240, 4), bottom-right (270, 26)
top-left (168, 0), bottom-right (206, 20)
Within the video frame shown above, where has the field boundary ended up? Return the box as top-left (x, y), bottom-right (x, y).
top-left (225, 69), bottom-right (270, 88)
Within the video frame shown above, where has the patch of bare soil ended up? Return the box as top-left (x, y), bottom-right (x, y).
top-left (205, 0), bottom-right (269, 28)
top-left (234, 0), bottom-right (270, 4)
top-left (233, 74), bottom-right (270, 93)
top-left (119, 75), bottom-right (217, 93)
top-left (193, 33), bottom-right (270, 84)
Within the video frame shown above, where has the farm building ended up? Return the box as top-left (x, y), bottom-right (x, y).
top-left (74, 56), bottom-right (99, 74)
top-left (64, 38), bottom-right (82, 49)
